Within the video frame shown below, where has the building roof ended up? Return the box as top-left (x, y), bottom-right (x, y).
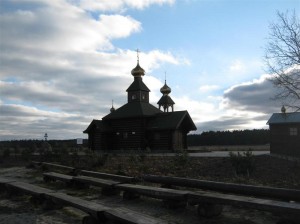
top-left (147, 111), bottom-right (197, 131)
top-left (103, 101), bottom-right (162, 120)
top-left (267, 112), bottom-right (300, 124)
top-left (157, 95), bottom-right (175, 105)
top-left (126, 77), bottom-right (150, 92)
top-left (83, 119), bottom-right (112, 133)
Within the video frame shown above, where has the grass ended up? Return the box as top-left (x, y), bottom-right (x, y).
top-left (188, 145), bottom-right (270, 152)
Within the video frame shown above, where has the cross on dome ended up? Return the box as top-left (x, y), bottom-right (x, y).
top-left (136, 49), bottom-right (140, 63)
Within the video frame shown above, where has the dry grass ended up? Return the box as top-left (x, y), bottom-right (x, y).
top-left (188, 145), bottom-right (270, 152)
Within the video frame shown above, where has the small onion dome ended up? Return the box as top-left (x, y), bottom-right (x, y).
top-left (110, 106), bottom-right (115, 113)
top-left (281, 105), bottom-right (286, 113)
top-left (131, 62), bottom-right (145, 77)
top-left (160, 81), bottom-right (171, 95)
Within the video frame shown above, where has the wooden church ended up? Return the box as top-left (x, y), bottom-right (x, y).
top-left (83, 56), bottom-right (196, 151)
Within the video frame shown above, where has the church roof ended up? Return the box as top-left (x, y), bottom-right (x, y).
top-left (126, 77), bottom-right (150, 92)
top-left (131, 62), bottom-right (145, 77)
top-left (157, 95), bottom-right (175, 105)
top-left (83, 119), bottom-right (112, 133)
top-left (267, 112), bottom-right (300, 124)
top-left (160, 81), bottom-right (171, 95)
top-left (103, 101), bottom-right (162, 120)
top-left (147, 111), bottom-right (197, 130)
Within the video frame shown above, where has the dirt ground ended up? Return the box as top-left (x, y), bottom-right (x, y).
top-left (0, 154), bottom-right (299, 224)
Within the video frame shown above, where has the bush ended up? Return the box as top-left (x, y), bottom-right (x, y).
top-left (21, 148), bottom-right (33, 161)
top-left (229, 150), bottom-right (255, 176)
top-left (2, 148), bottom-right (11, 158)
top-left (173, 149), bottom-right (189, 167)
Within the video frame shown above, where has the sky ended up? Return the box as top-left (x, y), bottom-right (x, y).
top-left (0, 0), bottom-right (299, 140)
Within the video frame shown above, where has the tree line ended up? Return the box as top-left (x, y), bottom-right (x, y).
top-left (0, 129), bottom-right (269, 150)
top-left (187, 129), bottom-right (270, 146)
top-left (0, 139), bottom-right (88, 151)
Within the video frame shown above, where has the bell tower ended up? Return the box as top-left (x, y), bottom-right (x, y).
top-left (157, 75), bottom-right (175, 112)
top-left (126, 50), bottom-right (150, 103)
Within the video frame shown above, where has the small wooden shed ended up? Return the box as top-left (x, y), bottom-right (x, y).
top-left (267, 112), bottom-right (300, 160)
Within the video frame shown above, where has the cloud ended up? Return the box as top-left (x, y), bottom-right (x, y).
top-left (229, 59), bottom-right (245, 73)
top-left (196, 112), bottom-right (270, 132)
top-left (191, 74), bottom-right (281, 133)
top-left (0, 1), bottom-right (186, 140)
top-left (77, 0), bottom-right (175, 11)
top-left (222, 74), bottom-right (281, 114)
top-left (0, 103), bottom-right (89, 140)
top-left (198, 85), bottom-right (219, 93)
top-left (0, 1), bottom-right (142, 52)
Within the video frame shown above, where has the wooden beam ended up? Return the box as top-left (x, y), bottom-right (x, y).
top-left (44, 192), bottom-right (108, 219)
top-left (41, 162), bottom-right (77, 174)
top-left (7, 181), bottom-right (55, 197)
top-left (43, 172), bottom-right (74, 186)
top-left (188, 190), bottom-right (300, 217)
top-left (143, 175), bottom-right (300, 201)
top-left (115, 183), bottom-right (189, 201)
top-left (80, 170), bottom-right (136, 183)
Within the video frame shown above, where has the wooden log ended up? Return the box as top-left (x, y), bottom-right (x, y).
top-left (5, 181), bottom-right (55, 204)
top-left (104, 207), bottom-right (169, 224)
top-left (41, 162), bottom-right (77, 175)
top-left (143, 175), bottom-right (300, 201)
top-left (0, 177), bottom-right (16, 186)
top-left (44, 192), bottom-right (109, 220)
top-left (116, 184), bottom-right (189, 201)
top-left (43, 172), bottom-right (75, 187)
top-left (27, 161), bottom-right (42, 168)
top-left (44, 192), bottom-right (168, 224)
top-left (7, 181), bottom-right (55, 198)
top-left (73, 176), bottom-right (120, 187)
top-left (80, 170), bottom-right (136, 183)
top-left (188, 190), bottom-right (300, 217)
top-left (0, 178), bottom-right (17, 195)
top-left (73, 176), bottom-right (120, 195)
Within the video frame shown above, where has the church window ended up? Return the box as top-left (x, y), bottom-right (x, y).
top-left (132, 94), bottom-right (136, 100)
top-left (290, 127), bottom-right (298, 136)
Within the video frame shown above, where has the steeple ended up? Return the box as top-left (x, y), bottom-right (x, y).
top-left (126, 49), bottom-right (150, 103)
top-left (110, 100), bottom-right (115, 113)
top-left (157, 73), bottom-right (175, 112)
top-left (131, 49), bottom-right (145, 77)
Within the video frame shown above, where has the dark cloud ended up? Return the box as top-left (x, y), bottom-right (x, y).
top-left (223, 76), bottom-right (281, 114)
top-left (196, 113), bottom-right (270, 133)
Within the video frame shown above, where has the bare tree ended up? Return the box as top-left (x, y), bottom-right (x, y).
top-left (265, 11), bottom-right (300, 111)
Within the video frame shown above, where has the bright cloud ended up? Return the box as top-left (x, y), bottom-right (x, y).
top-left (229, 59), bottom-right (245, 72)
top-left (77, 0), bottom-right (175, 11)
top-left (199, 85), bottom-right (219, 93)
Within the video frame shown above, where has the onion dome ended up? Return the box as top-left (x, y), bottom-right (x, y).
top-left (131, 62), bottom-right (145, 77)
top-left (110, 106), bottom-right (115, 113)
top-left (281, 105), bottom-right (286, 113)
top-left (160, 80), bottom-right (171, 95)
top-left (110, 100), bottom-right (115, 113)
